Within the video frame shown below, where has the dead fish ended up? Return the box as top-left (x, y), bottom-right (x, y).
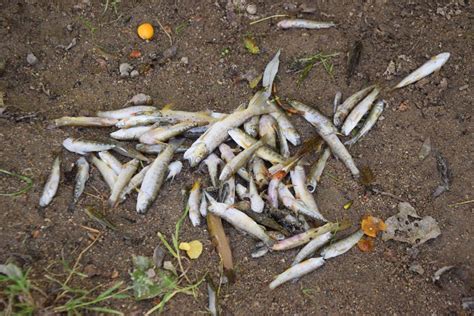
top-left (206, 193), bottom-right (274, 247)
top-left (333, 85), bottom-right (375, 127)
top-left (320, 230), bottom-right (364, 259)
top-left (136, 143), bottom-right (188, 155)
top-left (235, 183), bottom-right (248, 200)
top-left (184, 91), bottom-right (272, 167)
top-left (188, 179), bottom-right (202, 226)
top-left (394, 52), bottom-right (450, 89)
top-left (289, 100), bottom-right (360, 177)
top-left (248, 176), bottom-right (264, 213)
top-left (199, 193), bottom-right (208, 216)
top-left (292, 232), bottom-right (332, 266)
top-left (307, 147), bottom-right (331, 193)
top-left (333, 91), bottom-right (342, 115)
top-left (228, 128), bottom-right (285, 165)
top-left (267, 174), bottom-right (282, 209)
top-left (115, 114), bottom-right (162, 129)
top-left (52, 116), bottom-right (118, 128)
top-left (110, 125), bottom-right (156, 141)
top-left (220, 176), bottom-right (236, 205)
top-left (97, 106), bottom-right (156, 119)
top-left (183, 125), bottom-right (210, 139)
top-left (136, 139), bottom-right (184, 214)
top-left (219, 143), bottom-right (250, 182)
top-left (269, 257), bottom-right (325, 290)
top-left (277, 19), bottom-right (336, 29)
top-left (239, 208), bottom-right (289, 236)
top-left (290, 164), bottom-right (325, 220)
top-left (251, 245), bottom-right (269, 258)
top-left (259, 115), bottom-right (278, 148)
top-left (68, 157), bottom-right (89, 212)
top-left (278, 183), bottom-right (326, 221)
top-left (262, 50), bottom-right (281, 98)
top-left (269, 102), bottom-right (301, 146)
top-left (219, 137), bottom-right (267, 182)
top-left (63, 138), bottom-right (115, 155)
top-left (345, 99), bottom-right (385, 146)
top-left (346, 41), bottom-right (362, 84)
top-left (90, 155), bottom-right (117, 190)
top-left (204, 153), bottom-right (223, 187)
top-left (166, 161), bottom-right (183, 181)
top-left (244, 115), bottom-right (259, 138)
top-left (109, 159), bottom-right (139, 207)
top-left (159, 105), bottom-right (217, 124)
top-left (111, 143), bottom-right (149, 162)
top-left (207, 276), bottom-right (219, 316)
top-left (39, 155), bottom-right (61, 207)
top-left (276, 123), bottom-right (290, 158)
top-left (119, 165), bottom-right (150, 202)
top-left (252, 157), bottom-right (269, 188)
top-left (139, 121), bottom-right (201, 144)
top-left (341, 86), bottom-right (380, 136)
top-left (98, 151), bottom-right (122, 175)
top-left (124, 93), bottom-right (153, 106)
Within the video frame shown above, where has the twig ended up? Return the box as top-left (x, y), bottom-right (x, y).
top-left (249, 14), bottom-right (288, 26)
top-left (156, 19), bottom-right (172, 45)
top-left (448, 199), bottom-right (474, 207)
top-left (371, 188), bottom-right (406, 202)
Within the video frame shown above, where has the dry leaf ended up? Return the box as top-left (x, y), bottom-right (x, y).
top-left (130, 50), bottom-right (142, 59)
top-left (398, 100), bottom-right (409, 112)
top-left (361, 215), bottom-right (386, 237)
top-left (357, 238), bottom-right (374, 252)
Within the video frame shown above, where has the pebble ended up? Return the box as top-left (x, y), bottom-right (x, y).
top-left (409, 263), bottom-right (425, 275)
top-left (83, 264), bottom-right (99, 277)
top-left (66, 24), bottom-right (73, 32)
top-left (27, 53), bottom-right (38, 65)
top-left (130, 70), bottom-right (139, 78)
top-left (459, 84), bottom-right (469, 91)
top-left (246, 4), bottom-right (257, 15)
top-left (439, 78), bottom-right (448, 90)
top-left (180, 56), bottom-right (189, 65)
top-left (119, 63), bottom-right (133, 77)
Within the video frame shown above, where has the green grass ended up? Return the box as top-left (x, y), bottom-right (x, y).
top-left (0, 169), bottom-right (33, 196)
top-left (290, 52), bottom-right (340, 84)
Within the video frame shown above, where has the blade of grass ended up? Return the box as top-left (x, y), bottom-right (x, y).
top-left (0, 169), bottom-right (33, 196)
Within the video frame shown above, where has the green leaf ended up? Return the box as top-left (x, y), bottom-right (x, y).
top-left (132, 256), bottom-right (153, 271)
top-left (244, 37), bottom-right (260, 55)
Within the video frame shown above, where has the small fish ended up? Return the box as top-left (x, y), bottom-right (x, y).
top-left (269, 102), bottom-right (301, 146)
top-left (307, 147), bottom-right (331, 193)
top-left (183, 125), bottom-right (210, 139)
top-left (289, 100), bottom-right (359, 178)
top-left (333, 91), bottom-right (342, 115)
top-left (218, 144), bottom-right (250, 182)
top-left (90, 155), bottom-right (117, 190)
top-left (204, 154), bottom-right (223, 187)
top-left (206, 193), bottom-right (274, 247)
top-left (109, 159), bottom-right (139, 207)
top-left (345, 100), bottom-right (385, 146)
top-left (119, 165), bottom-right (150, 202)
top-left (292, 232), bottom-right (332, 266)
top-left (110, 125), bottom-right (156, 141)
top-left (290, 164), bottom-right (324, 219)
top-left (259, 115), bottom-right (278, 148)
top-left (98, 151), bottom-right (123, 175)
top-left (346, 41), bottom-right (363, 84)
top-left (199, 193), bottom-right (208, 216)
top-left (188, 180), bottom-right (202, 226)
top-left (219, 137), bottom-right (266, 182)
top-left (278, 183), bottom-right (326, 222)
top-left (52, 116), bottom-right (118, 128)
top-left (220, 176), bottom-right (236, 205)
top-left (244, 115), bottom-right (260, 138)
top-left (251, 246), bottom-right (269, 258)
top-left (68, 157), bottom-right (89, 212)
top-left (269, 257), bottom-right (325, 290)
top-left (333, 85), bottom-right (375, 127)
top-left (239, 208), bottom-right (289, 236)
top-left (236, 184), bottom-right (249, 202)
top-left (159, 106), bottom-right (217, 124)
top-left (207, 277), bottom-right (219, 316)
top-left (115, 114), bottom-right (162, 128)
top-left (112, 143), bottom-right (149, 162)
top-left (39, 155), bottom-right (61, 207)
top-left (252, 157), bottom-right (269, 188)
top-left (139, 121), bottom-right (201, 144)
top-left (97, 106), bottom-right (156, 119)
top-left (394, 52), bottom-right (450, 89)
top-left (137, 139), bottom-right (184, 214)
top-left (276, 122), bottom-right (290, 158)
top-left (267, 174), bottom-right (282, 209)
top-left (63, 138), bottom-right (115, 155)
top-left (341, 86), bottom-right (380, 136)
top-left (277, 19), bottom-right (336, 29)
top-left (166, 161), bottom-right (183, 181)
top-left (320, 230), bottom-right (364, 259)
top-left (228, 128), bottom-right (285, 165)
top-left (248, 176), bottom-right (264, 213)
top-left (136, 143), bottom-right (188, 154)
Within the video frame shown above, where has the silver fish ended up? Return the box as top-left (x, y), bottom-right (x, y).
top-left (68, 157), bottom-right (89, 212)
top-left (115, 114), bottom-right (162, 129)
top-left (207, 278), bottom-right (219, 316)
top-left (290, 164), bottom-right (324, 220)
top-left (277, 19), bottom-right (335, 29)
top-left (97, 106), bottom-right (156, 119)
top-left (289, 100), bottom-right (359, 178)
top-left (292, 232), bottom-right (332, 266)
top-left (112, 143), bottom-right (150, 162)
top-left (39, 155), bottom-right (61, 207)
top-left (269, 257), bottom-right (325, 290)
top-left (333, 85), bottom-right (375, 127)
top-left (204, 153), bottom-right (223, 187)
top-left (109, 159), bottom-right (139, 207)
top-left (110, 125), bottom-right (156, 141)
top-left (90, 155), bottom-right (117, 190)
top-left (98, 151), bottom-right (122, 175)
top-left (136, 143), bottom-right (188, 155)
top-left (183, 125), bottom-right (210, 139)
top-left (267, 176), bottom-right (281, 209)
top-left (136, 139), bottom-right (183, 214)
top-left (320, 230), bottom-right (364, 259)
top-left (259, 115), bottom-right (278, 148)
top-left (269, 102), bottom-right (301, 146)
top-left (119, 165), bottom-right (150, 202)
top-left (139, 121), bottom-right (200, 144)
top-left (276, 122), bottom-right (290, 158)
top-left (394, 52), bottom-right (450, 89)
top-left (333, 91), bottom-right (342, 115)
top-left (244, 115), bottom-right (260, 138)
top-left (219, 138), bottom-right (266, 182)
top-left (159, 107), bottom-right (217, 124)
top-left (221, 176), bottom-right (236, 205)
top-left (63, 138), bottom-right (115, 155)
top-left (206, 193), bottom-right (274, 247)
top-left (248, 176), bottom-right (264, 213)
top-left (166, 161), bottom-right (183, 181)
top-left (188, 180), bottom-right (202, 226)
top-left (52, 116), bottom-right (118, 128)
top-left (306, 147), bottom-right (331, 193)
top-left (278, 183), bottom-right (326, 221)
top-left (345, 100), bottom-right (385, 146)
top-left (252, 157), bottom-right (269, 188)
top-left (218, 144), bottom-right (250, 182)
top-left (228, 128), bottom-right (285, 165)
top-left (341, 86), bottom-right (380, 136)
top-left (199, 193), bottom-right (208, 217)
top-left (235, 183), bottom-right (249, 200)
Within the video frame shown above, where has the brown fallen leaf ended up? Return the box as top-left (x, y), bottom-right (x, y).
top-left (358, 238), bottom-right (375, 252)
top-left (130, 50), bottom-right (141, 59)
top-left (398, 100), bottom-right (409, 112)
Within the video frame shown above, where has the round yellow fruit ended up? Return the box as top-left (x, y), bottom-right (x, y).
top-left (137, 23), bottom-right (154, 40)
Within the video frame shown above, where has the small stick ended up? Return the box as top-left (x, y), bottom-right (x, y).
top-left (156, 19), bottom-right (172, 45)
top-left (448, 199), bottom-right (474, 207)
top-left (371, 187), bottom-right (406, 202)
top-left (249, 14), bottom-right (288, 26)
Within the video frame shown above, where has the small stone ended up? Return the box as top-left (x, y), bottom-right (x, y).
top-left (439, 78), bottom-right (448, 90)
top-left (110, 270), bottom-right (119, 279)
top-left (180, 56), bottom-right (189, 65)
top-left (130, 70), bottom-right (139, 78)
top-left (409, 263), bottom-right (425, 275)
top-left (83, 264), bottom-right (99, 277)
top-left (66, 24), bottom-right (73, 32)
top-left (27, 53), bottom-right (38, 66)
top-left (162, 45), bottom-right (178, 60)
top-left (119, 63), bottom-right (133, 77)
top-left (246, 4), bottom-right (257, 15)
top-left (459, 84), bottom-right (469, 91)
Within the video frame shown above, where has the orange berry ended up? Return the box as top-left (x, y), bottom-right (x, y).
top-left (137, 23), bottom-right (154, 40)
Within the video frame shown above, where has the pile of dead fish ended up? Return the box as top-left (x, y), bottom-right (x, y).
top-left (40, 50), bottom-right (450, 289)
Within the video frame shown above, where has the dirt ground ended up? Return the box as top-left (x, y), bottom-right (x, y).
top-left (1, 0), bottom-right (473, 314)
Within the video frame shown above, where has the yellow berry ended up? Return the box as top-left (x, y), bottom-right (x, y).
top-left (137, 23), bottom-right (154, 40)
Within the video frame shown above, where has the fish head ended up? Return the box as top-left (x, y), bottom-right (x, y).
top-left (187, 143), bottom-right (208, 167)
